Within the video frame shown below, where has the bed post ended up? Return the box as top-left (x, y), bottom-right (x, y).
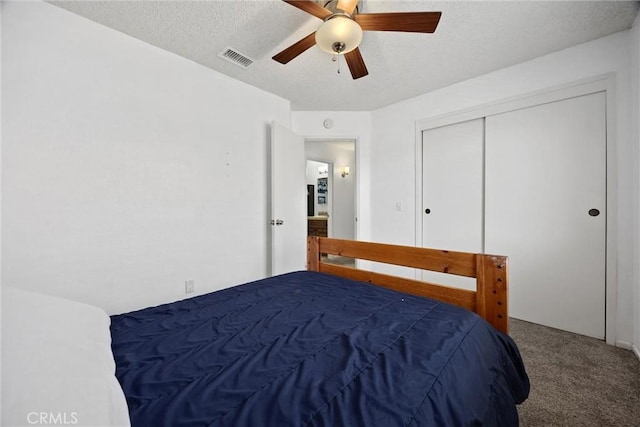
top-left (307, 236), bottom-right (320, 272)
top-left (476, 255), bottom-right (509, 334)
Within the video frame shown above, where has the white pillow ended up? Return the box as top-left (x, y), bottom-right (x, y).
top-left (2, 287), bottom-right (131, 427)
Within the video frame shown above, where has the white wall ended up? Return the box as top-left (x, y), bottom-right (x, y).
top-left (1, 2), bottom-right (290, 314)
top-left (305, 142), bottom-right (356, 239)
top-left (370, 30), bottom-right (637, 347)
top-left (292, 112), bottom-right (372, 242)
top-left (632, 14), bottom-right (640, 360)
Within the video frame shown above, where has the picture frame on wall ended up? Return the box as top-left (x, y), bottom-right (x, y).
top-left (317, 177), bottom-right (328, 194)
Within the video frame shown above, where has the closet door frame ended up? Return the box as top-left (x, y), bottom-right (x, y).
top-left (413, 74), bottom-right (617, 344)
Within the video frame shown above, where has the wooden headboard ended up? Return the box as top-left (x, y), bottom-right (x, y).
top-left (307, 237), bottom-right (509, 334)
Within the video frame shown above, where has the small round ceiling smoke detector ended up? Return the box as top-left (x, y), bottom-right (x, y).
top-left (323, 119), bottom-right (334, 129)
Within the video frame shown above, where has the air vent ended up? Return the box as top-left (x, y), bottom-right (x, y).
top-left (218, 47), bottom-right (254, 69)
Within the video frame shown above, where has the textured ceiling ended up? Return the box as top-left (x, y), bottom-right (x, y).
top-left (50, 0), bottom-right (639, 111)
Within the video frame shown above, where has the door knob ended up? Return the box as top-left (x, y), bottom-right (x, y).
top-left (425, 208), bottom-right (431, 214)
top-left (588, 209), bottom-right (600, 217)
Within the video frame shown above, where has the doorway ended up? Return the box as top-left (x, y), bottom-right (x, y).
top-left (305, 139), bottom-right (357, 267)
top-left (306, 159), bottom-right (332, 236)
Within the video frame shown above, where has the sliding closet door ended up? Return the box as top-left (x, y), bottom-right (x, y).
top-left (485, 92), bottom-right (606, 339)
top-left (422, 118), bottom-right (484, 290)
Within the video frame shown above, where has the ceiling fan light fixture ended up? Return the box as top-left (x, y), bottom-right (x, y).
top-left (315, 15), bottom-right (363, 55)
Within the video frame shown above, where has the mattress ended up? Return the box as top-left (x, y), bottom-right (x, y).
top-left (111, 271), bottom-right (529, 426)
top-left (3, 287), bottom-right (131, 427)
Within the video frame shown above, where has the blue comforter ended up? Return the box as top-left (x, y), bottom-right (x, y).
top-left (111, 271), bottom-right (529, 426)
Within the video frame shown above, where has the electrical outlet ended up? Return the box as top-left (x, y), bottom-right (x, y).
top-left (185, 280), bottom-right (195, 294)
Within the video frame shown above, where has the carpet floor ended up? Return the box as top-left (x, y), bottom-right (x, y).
top-left (509, 318), bottom-right (640, 426)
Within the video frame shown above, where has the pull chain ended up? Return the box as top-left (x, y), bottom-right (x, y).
top-left (332, 55), bottom-right (341, 74)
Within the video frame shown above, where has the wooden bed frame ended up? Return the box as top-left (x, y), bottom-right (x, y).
top-left (307, 237), bottom-right (509, 334)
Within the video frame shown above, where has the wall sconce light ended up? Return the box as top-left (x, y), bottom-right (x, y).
top-left (341, 166), bottom-right (350, 178)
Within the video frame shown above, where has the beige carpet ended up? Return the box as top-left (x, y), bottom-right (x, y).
top-left (509, 318), bottom-right (640, 426)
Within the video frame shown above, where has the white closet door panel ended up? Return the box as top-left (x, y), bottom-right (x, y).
top-left (422, 118), bottom-right (484, 290)
top-left (485, 92), bottom-right (606, 339)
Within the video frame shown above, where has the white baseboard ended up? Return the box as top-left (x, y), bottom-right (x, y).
top-left (613, 341), bottom-right (640, 362)
top-left (616, 340), bottom-right (633, 350)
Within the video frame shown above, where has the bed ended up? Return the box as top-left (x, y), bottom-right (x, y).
top-left (2, 237), bottom-right (529, 426)
top-left (110, 237), bottom-right (529, 426)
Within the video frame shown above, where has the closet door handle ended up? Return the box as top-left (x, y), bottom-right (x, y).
top-left (588, 209), bottom-right (600, 217)
top-left (424, 209), bottom-right (431, 214)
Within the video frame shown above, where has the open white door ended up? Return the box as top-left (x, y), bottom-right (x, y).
top-left (269, 122), bottom-right (307, 276)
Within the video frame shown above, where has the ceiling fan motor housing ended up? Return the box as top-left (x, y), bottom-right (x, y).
top-left (322, 0), bottom-right (358, 15)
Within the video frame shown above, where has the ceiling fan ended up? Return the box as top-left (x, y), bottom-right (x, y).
top-left (272, 0), bottom-right (442, 80)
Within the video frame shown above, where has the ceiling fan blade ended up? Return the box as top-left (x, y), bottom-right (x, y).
top-left (355, 11), bottom-right (442, 33)
top-left (283, 0), bottom-right (332, 20)
top-left (344, 48), bottom-right (368, 80)
top-left (337, 0), bottom-right (359, 15)
top-left (273, 32), bottom-right (317, 64)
